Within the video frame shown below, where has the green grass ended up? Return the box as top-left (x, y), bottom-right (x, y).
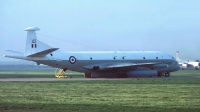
top-left (0, 79), bottom-right (200, 111)
top-left (172, 70), bottom-right (200, 76)
top-left (0, 70), bottom-right (200, 111)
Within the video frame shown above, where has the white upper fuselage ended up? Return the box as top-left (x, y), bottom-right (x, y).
top-left (29, 50), bottom-right (179, 73)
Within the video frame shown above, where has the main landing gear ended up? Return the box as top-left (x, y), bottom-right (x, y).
top-left (157, 72), bottom-right (170, 77)
top-left (116, 73), bottom-right (128, 78)
top-left (164, 73), bottom-right (170, 77)
top-left (195, 67), bottom-right (199, 70)
top-left (85, 73), bottom-right (91, 78)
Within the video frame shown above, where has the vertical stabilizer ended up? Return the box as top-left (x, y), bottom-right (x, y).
top-left (176, 51), bottom-right (181, 61)
top-left (24, 27), bottom-right (52, 56)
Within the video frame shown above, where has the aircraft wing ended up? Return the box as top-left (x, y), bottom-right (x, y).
top-left (83, 62), bottom-right (166, 70)
top-left (106, 62), bottom-right (158, 68)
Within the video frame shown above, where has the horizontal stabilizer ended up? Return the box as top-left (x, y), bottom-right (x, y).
top-left (27, 48), bottom-right (59, 57)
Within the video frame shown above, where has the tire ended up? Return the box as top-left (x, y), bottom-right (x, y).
top-left (157, 72), bottom-right (162, 77)
top-left (116, 73), bottom-right (121, 78)
top-left (122, 73), bottom-right (128, 78)
top-left (116, 73), bottom-right (128, 78)
top-left (164, 73), bottom-right (170, 77)
top-left (85, 73), bottom-right (91, 78)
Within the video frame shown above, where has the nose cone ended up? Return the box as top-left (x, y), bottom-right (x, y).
top-left (171, 61), bottom-right (181, 71)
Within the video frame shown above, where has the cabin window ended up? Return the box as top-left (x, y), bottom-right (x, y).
top-left (143, 57), bottom-right (145, 59)
top-left (90, 57), bottom-right (92, 60)
top-left (31, 44), bottom-right (34, 48)
top-left (35, 44), bottom-right (37, 48)
top-left (156, 57), bottom-right (158, 59)
top-left (114, 57), bottom-right (116, 60)
top-left (50, 54), bottom-right (53, 56)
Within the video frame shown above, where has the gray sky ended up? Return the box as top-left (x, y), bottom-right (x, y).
top-left (1, 0), bottom-right (200, 61)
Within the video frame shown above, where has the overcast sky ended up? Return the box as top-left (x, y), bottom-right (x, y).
top-left (0, 0), bottom-right (200, 61)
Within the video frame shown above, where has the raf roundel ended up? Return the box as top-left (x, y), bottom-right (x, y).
top-left (69, 56), bottom-right (76, 64)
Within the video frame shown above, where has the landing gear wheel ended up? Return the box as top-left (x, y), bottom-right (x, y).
top-left (116, 73), bottom-right (121, 78)
top-left (85, 73), bottom-right (91, 78)
top-left (164, 73), bottom-right (170, 77)
top-left (123, 73), bottom-right (128, 78)
top-left (116, 73), bottom-right (128, 78)
top-left (157, 72), bottom-right (162, 77)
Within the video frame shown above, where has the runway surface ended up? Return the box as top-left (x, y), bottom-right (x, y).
top-left (0, 76), bottom-right (200, 82)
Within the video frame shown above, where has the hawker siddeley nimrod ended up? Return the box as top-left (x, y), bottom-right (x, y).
top-left (3, 27), bottom-right (180, 78)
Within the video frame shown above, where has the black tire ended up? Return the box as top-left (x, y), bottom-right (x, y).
top-left (116, 73), bottom-right (128, 78)
top-left (157, 72), bottom-right (162, 77)
top-left (164, 73), bottom-right (170, 77)
top-left (85, 73), bottom-right (91, 78)
top-left (116, 73), bottom-right (121, 78)
top-left (122, 73), bottom-right (128, 78)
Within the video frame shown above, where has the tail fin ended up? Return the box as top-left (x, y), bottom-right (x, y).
top-left (24, 27), bottom-right (52, 56)
top-left (3, 27), bottom-right (58, 60)
top-left (176, 51), bottom-right (181, 61)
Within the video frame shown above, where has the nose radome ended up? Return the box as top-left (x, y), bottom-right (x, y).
top-left (170, 61), bottom-right (180, 71)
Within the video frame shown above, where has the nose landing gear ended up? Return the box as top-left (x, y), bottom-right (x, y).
top-left (164, 73), bottom-right (170, 77)
top-left (157, 72), bottom-right (170, 77)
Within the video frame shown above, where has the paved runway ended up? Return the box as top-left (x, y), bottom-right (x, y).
top-left (0, 76), bottom-right (200, 82)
